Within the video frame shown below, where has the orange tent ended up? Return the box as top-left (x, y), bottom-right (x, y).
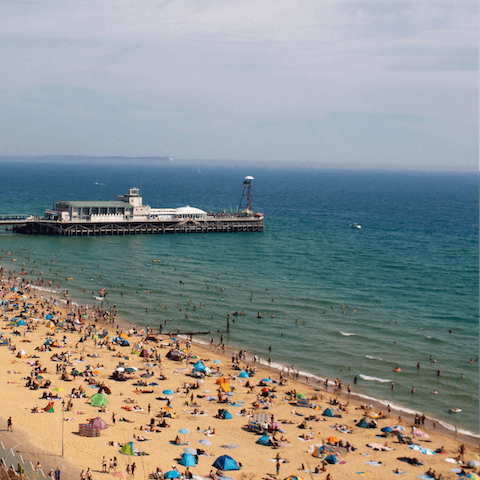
top-left (216, 377), bottom-right (229, 385)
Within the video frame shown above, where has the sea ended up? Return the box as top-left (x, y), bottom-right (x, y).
top-left (0, 160), bottom-right (478, 437)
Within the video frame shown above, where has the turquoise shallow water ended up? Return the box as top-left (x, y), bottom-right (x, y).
top-left (0, 161), bottom-right (478, 436)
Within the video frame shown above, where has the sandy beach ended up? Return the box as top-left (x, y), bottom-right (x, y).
top-left (0, 268), bottom-right (478, 480)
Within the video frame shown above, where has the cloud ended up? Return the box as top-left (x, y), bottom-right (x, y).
top-left (0, 0), bottom-right (476, 169)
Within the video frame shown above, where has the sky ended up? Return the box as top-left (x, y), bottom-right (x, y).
top-left (0, 0), bottom-right (477, 171)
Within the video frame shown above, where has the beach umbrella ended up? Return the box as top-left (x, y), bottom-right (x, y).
top-left (163, 405), bottom-right (173, 410)
top-left (284, 477), bottom-right (304, 480)
top-left (183, 447), bottom-right (197, 455)
top-left (381, 426), bottom-right (393, 433)
top-left (467, 473), bottom-right (480, 480)
top-left (116, 367), bottom-right (125, 372)
top-left (179, 428), bottom-right (190, 442)
top-left (199, 439), bottom-right (212, 446)
top-left (164, 471), bottom-right (180, 479)
top-left (112, 472), bottom-right (129, 478)
top-left (261, 378), bottom-right (272, 383)
top-left (327, 436), bottom-right (340, 443)
top-left (125, 367), bottom-right (137, 373)
top-left (178, 452), bottom-right (197, 467)
top-left (212, 455), bottom-right (239, 471)
top-left (163, 389), bottom-right (174, 395)
top-left (238, 371), bottom-right (249, 378)
top-left (149, 382), bottom-right (159, 386)
top-left (393, 425), bottom-right (405, 432)
top-left (467, 460), bottom-right (480, 468)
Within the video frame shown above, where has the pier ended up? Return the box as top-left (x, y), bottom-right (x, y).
top-left (1, 177), bottom-right (264, 236)
top-left (7, 214), bottom-right (263, 236)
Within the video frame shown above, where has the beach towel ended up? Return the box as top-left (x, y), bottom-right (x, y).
top-left (365, 461), bottom-right (382, 466)
top-left (393, 471), bottom-right (406, 475)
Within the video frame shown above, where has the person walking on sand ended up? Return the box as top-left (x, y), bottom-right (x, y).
top-left (7, 417), bottom-right (12, 432)
top-left (131, 462), bottom-right (136, 478)
top-left (276, 459), bottom-right (281, 476)
top-left (86, 468), bottom-right (92, 480)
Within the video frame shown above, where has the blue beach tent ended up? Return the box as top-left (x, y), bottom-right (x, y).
top-left (212, 455), bottom-right (240, 471)
top-left (322, 408), bottom-right (334, 417)
top-left (257, 435), bottom-right (272, 446)
top-left (178, 452), bottom-right (196, 467)
top-left (356, 418), bottom-right (374, 429)
top-left (325, 454), bottom-right (337, 464)
top-left (238, 371), bottom-right (249, 378)
top-left (164, 471), bottom-right (180, 479)
top-left (16, 320), bottom-right (26, 326)
top-left (193, 361), bottom-right (206, 372)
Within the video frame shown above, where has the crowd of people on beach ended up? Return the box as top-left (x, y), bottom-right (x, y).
top-left (0, 251), bottom-right (478, 480)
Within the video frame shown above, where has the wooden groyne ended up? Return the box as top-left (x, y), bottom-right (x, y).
top-left (11, 216), bottom-right (264, 236)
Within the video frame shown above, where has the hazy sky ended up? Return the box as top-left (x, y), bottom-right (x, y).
top-left (1, 0), bottom-right (477, 170)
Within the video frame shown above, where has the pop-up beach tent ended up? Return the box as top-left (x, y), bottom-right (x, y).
top-left (356, 417), bottom-right (375, 429)
top-left (312, 446), bottom-right (326, 457)
top-left (212, 455), bottom-right (239, 471)
top-left (90, 393), bottom-right (109, 407)
top-left (178, 452), bottom-right (197, 467)
top-left (322, 408), bottom-right (334, 417)
top-left (257, 435), bottom-right (272, 446)
top-left (44, 402), bottom-right (55, 413)
top-left (325, 454), bottom-right (337, 464)
top-left (120, 442), bottom-right (135, 456)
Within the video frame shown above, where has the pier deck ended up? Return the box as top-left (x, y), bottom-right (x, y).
top-left (10, 215), bottom-right (263, 236)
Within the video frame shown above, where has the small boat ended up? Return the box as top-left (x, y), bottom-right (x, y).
top-left (349, 223), bottom-right (362, 229)
top-left (449, 408), bottom-right (462, 413)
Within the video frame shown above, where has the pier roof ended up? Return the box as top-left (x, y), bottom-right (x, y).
top-left (56, 201), bottom-right (132, 208)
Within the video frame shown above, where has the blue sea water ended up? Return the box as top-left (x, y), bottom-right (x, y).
top-left (0, 161), bottom-right (478, 435)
